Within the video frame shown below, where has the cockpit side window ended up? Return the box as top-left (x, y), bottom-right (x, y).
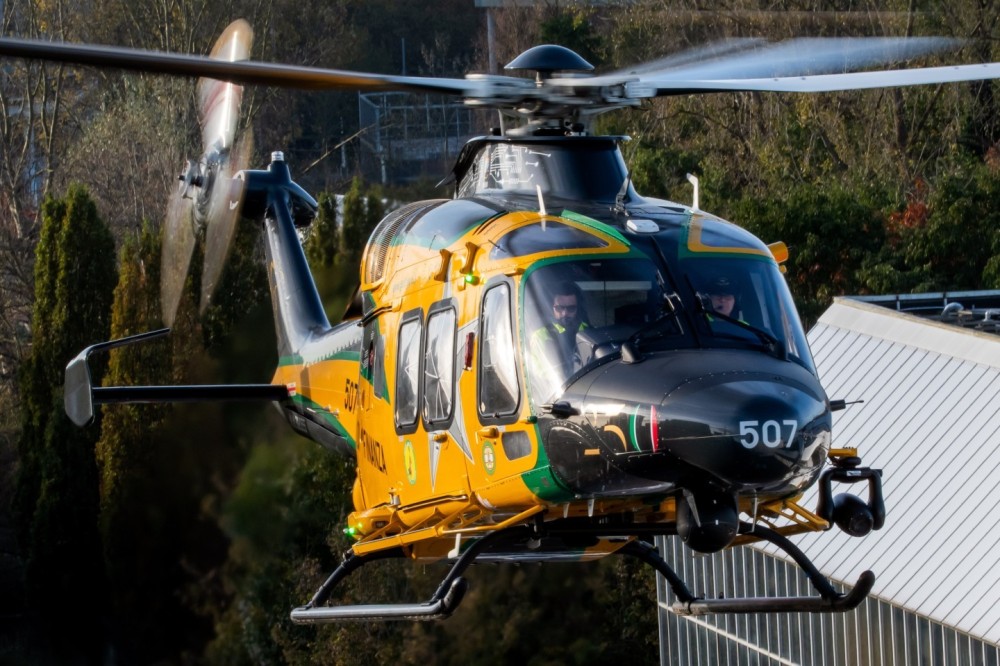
top-left (773, 280), bottom-right (813, 370)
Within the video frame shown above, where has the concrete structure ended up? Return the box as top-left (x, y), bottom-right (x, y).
top-left (656, 294), bottom-right (1000, 665)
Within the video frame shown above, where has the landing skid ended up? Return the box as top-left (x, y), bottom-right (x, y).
top-left (290, 520), bottom-right (874, 623)
top-left (632, 523), bottom-right (875, 615)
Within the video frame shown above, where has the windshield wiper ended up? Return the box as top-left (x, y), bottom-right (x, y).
top-left (625, 292), bottom-right (683, 350)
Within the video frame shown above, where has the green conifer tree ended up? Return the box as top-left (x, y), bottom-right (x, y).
top-left (12, 196), bottom-right (64, 547)
top-left (306, 192), bottom-right (341, 269)
top-left (15, 185), bottom-right (117, 658)
top-left (341, 177), bottom-right (368, 267)
top-left (93, 221), bottom-right (184, 661)
top-left (364, 188), bottom-right (385, 242)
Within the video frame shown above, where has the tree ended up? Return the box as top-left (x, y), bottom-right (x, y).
top-left (341, 176), bottom-right (370, 266)
top-left (204, 436), bottom-right (358, 665)
top-left (56, 76), bottom-right (194, 240)
top-left (365, 187), bottom-right (385, 243)
top-left (15, 185), bottom-right (117, 660)
top-left (871, 158), bottom-right (1000, 292)
top-left (390, 558), bottom-right (658, 666)
top-left (730, 183), bottom-right (889, 325)
top-left (0, 0), bottom-right (92, 488)
top-left (93, 221), bottom-right (197, 662)
top-left (306, 192), bottom-right (341, 270)
top-left (539, 7), bottom-right (605, 67)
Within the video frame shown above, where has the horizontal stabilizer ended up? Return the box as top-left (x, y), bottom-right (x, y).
top-left (65, 328), bottom-right (289, 426)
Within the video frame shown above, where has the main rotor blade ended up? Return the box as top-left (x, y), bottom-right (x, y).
top-left (602, 39), bottom-right (766, 78)
top-left (634, 62), bottom-right (1000, 95)
top-left (553, 36), bottom-right (969, 95)
top-left (642, 37), bottom-right (957, 81)
top-left (0, 36), bottom-right (478, 96)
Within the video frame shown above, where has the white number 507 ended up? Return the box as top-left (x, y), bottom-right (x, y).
top-left (739, 420), bottom-right (798, 449)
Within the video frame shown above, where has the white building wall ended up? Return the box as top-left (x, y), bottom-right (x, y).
top-left (656, 537), bottom-right (1000, 665)
top-left (657, 297), bottom-right (1000, 664)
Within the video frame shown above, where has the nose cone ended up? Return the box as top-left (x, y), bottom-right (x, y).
top-left (656, 369), bottom-right (830, 491)
top-left (544, 350), bottom-right (831, 497)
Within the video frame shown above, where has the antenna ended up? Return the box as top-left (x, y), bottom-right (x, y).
top-left (686, 173), bottom-right (700, 211)
top-left (615, 170), bottom-right (632, 214)
top-left (536, 184), bottom-right (547, 230)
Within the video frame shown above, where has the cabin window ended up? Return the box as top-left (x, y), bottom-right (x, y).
top-left (395, 313), bottom-right (422, 431)
top-left (479, 282), bottom-right (520, 420)
top-left (423, 305), bottom-right (457, 426)
top-left (371, 334), bottom-right (386, 400)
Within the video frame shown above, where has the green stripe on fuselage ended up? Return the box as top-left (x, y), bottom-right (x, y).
top-left (290, 392), bottom-right (357, 450)
top-left (278, 349), bottom-right (360, 368)
top-left (559, 210), bottom-right (630, 246)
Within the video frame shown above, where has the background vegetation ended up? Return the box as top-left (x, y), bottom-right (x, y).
top-left (2, 1), bottom-right (1000, 664)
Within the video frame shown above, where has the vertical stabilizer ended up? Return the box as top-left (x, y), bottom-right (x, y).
top-left (240, 152), bottom-right (330, 357)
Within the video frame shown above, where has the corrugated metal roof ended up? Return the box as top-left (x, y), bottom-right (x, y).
top-left (763, 296), bottom-right (1000, 643)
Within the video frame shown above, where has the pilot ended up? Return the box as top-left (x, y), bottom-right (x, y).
top-left (530, 281), bottom-right (588, 394)
top-left (707, 275), bottom-right (738, 318)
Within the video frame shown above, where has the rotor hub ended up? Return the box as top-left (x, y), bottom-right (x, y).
top-left (505, 44), bottom-right (594, 82)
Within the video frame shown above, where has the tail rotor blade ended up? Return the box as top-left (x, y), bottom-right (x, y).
top-left (196, 19), bottom-right (254, 314)
top-left (200, 130), bottom-right (253, 313)
top-left (198, 19), bottom-right (252, 151)
top-left (160, 175), bottom-right (197, 327)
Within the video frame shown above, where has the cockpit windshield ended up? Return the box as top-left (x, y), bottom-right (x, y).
top-left (520, 254), bottom-right (815, 406)
top-left (522, 258), bottom-right (672, 403)
top-left (681, 256), bottom-right (815, 374)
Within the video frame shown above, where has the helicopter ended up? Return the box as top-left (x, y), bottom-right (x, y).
top-left (3, 19), bottom-right (999, 623)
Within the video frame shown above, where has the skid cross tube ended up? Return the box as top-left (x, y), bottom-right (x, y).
top-left (291, 526), bottom-right (532, 623)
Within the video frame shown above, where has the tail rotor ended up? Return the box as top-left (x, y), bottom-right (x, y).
top-left (160, 19), bottom-right (253, 327)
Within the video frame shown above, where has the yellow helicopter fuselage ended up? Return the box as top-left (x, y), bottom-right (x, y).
top-left (271, 136), bottom-right (833, 561)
